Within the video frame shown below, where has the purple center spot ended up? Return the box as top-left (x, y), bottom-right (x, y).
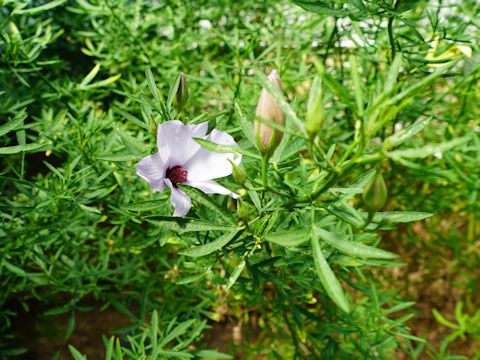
top-left (166, 166), bottom-right (188, 186)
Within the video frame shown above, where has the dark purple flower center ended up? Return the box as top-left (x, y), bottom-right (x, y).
top-left (166, 166), bottom-right (188, 186)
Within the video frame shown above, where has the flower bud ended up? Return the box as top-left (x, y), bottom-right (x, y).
top-left (363, 171), bottom-right (387, 213)
top-left (237, 200), bottom-right (249, 220)
top-left (173, 72), bottom-right (188, 113)
top-left (254, 69), bottom-right (284, 158)
top-left (305, 76), bottom-right (324, 139)
top-left (228, 159), bottom-right (246, 186)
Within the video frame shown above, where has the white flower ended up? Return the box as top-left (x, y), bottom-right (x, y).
top-left (136, 120), bottom-right (241, 217)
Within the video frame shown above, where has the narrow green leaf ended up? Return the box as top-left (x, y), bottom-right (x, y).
top-left (115, 107), bottom-right (149, 130)
top-left (145, 67), bottom-right (161, 103)
top-left (264, 228), bottom-right (311, 247)
top-left (0, 109), bottom-right (27, 137)
top-left (178, 185), bottom-right (237, 225)
top-left (194, 138), bottom-right (260, 159)
top-left (159, 319), bottom-right (195, 348)
top-left (176, 271), bottom-right (208, 285)
top-left (167, 73), bottom-right (182, 110)
top-left (96, 154), bottom-right (139, 162)
top-left (383, 117), bottom-right (431, 150)
top-left (64, 311), bottom-right (75, 340)
top-left (179, 230), bottom-right (240, 257)
top-left (313, 227), bottom-right (397, 259)
top-left (311, 236), bottom-right (350, 313)
top-left (293, 1), bottom-right (348, 16)
top-left (373, 211), bottom-right (433, 223)
top-left (123, 199), bottom-right (166, 211)
top-left (79, 63), bottom-right (100, 88)
top-left (68, 345), bottom-right (86, 360)
top-left (195, 350), bottom-right (233, 359)
top-left (14, 0), bottom-right (67, 15)
top-left (226, 260), bottom-right (246, 290)
top-left (234, 102), bottom-right (256, 147)
top-left (388, 136), bottom-right (470, 160)
top-left (147, 216), bottom-right (235, 233)
top-left (105, 336), bottom-right (114, 360)
top-left (0, 143), bottom-right (47, 155)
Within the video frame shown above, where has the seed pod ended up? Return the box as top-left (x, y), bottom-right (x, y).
top-left (228, 159), bottom-right (246, 186)
top-left (305, 76), bottom-right (324, 139)
top-left (173, 72), bottom-right (188, 113)
top-left (363, 171), bottom-right (388, 213)
top-left (254, 69), bottom-right (284, 158)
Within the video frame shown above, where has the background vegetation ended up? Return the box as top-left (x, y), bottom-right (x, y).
top-left (1, 0), bottom-right (479, 359)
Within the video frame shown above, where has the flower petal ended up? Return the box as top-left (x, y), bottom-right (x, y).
top-left (136, 152), bottom-right (166, 191)
top-left (184, 129), bottom-right (242, 182)
top-left (156, 120), bottom-right (208, 168)
top-left (186, 180), bottom-right (240, 199)
top-left (165, 178), bottom-right (192, 217)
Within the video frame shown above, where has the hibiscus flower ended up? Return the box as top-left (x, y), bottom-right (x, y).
top-left (136, 120), bottom-right (241, 217)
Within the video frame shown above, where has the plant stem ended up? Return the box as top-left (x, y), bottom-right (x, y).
top-left (261, 155), bottom-right (268, 188)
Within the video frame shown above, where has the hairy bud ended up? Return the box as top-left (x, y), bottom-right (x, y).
top-left (305, 76), bottom-right (324, 139)
top-left (228, 159), bottom-right (246, 186)
top-left (363, 171), bottom-right (388, 213)
top-left (237, 200), bottom-right (249, 220)
top-left (254, 69), bottom-right (284, 158)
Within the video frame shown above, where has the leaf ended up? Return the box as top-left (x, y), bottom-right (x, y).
top-left (68, 345), bottom-right (87, 360)
top-left (115, 107), bottom-right (149, 130)
top-left (383, 117), bottom-right (431, 150)
top-left (193, 138), bottom-right (260, 159)
top-left (264, 228), bottom-right (311, 247)
top-left (145, 67), bottom-right (161, 103)
top-left (159, 319), bottom-right (195, 348)
top-left (96, 154), bottom-right (139, 162)
top-left (195, 350), bottom-right (233, 359)
top-left (234, 102), bottom-right (256, 147)
top-left (123, 199), bottom-right (166, 211)
top-left (226, 260), bottom-right (246, 290)
top-left (14, 0), bottom-right (67, 15)
top-left (147, 216), bottom-right (235, 233)
top-left (293, 1), bottom-right (349, 16)
top-left (0, 143), bottom-right (47, 155)
top-left (313, 227), bottom-right (397, 259)
top-left (79, 74), bottom-right (121, 90)
top-left (176, 271), bottom-right (208, 285)
top-left (179, 230), bottom-right (240, 257)
top-left (167, 73), bottom-right (182, 110)
top-left (178, 185), bottom-right (236, 225)
top-left (311, 236), bottom-right (350, 313)
top-left (387, 136), bottom-right (470, 160)
top-left (0, 109), bottom-right (27, 137)
top-left (79, 63), bottom-right (100, 88)
top-left (373, 211), bottom-right (433, 223)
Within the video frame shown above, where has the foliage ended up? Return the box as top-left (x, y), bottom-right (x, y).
top-left (0, 0), bottom-right (479, 359)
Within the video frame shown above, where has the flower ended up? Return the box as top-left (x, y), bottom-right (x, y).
top-left (136, 120), bottom-right (241, 217)
top-left (254, 69), bottom-right (284, 158)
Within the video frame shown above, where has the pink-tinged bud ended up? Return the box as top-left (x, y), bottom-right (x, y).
top-left (254, 69), bottom-right (284, 158)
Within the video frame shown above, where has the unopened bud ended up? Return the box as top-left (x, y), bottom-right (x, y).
top-left (228, 159), bottom-right (246, 186)
top-left (254, 69), bottom-right (284, 158)
top-left (173, 72), bottom-right (188, 113)
top-left (305, 76), bottom-right (324, 138)
top-left (237, 200), bottom-right (249, 220)
top-left (363, 171), bottom-right (387, 213)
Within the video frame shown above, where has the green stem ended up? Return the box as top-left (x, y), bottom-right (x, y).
top-left (261, 155), bottom-right (268, 188)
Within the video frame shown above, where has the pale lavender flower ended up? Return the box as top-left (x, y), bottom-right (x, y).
top-left (136, 120), bottom-right (241, 217)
